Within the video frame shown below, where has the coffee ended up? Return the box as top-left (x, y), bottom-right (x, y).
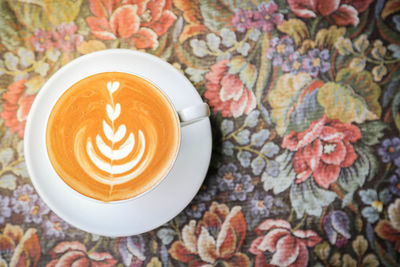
top-left (46, 72), bottom-right (180, 202)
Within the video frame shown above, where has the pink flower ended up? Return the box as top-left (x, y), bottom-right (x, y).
top-left (46, 241), bottom-right (117, 267)
top-left (204, 60), bottom-right (256, 118)
top-left (282, 115), bottom-right (361, 189)
top-left (287, 0), bottom-right (374, 26)
top-left (249, 219), bottom-right (321, 267)
top-left (30, 29), bottom-right (54, 52)
top-left (53, 22), bottom-right (83, 52)
top-left (232, 9), bottom-right (254, 32)
top-left (253, 2), bottom-right (283, 32)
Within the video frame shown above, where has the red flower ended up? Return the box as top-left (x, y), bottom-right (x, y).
top-left (249, 219), bottom-right (321, 267)
top-left (0, 80), bottom-right (35, 138)
top-left (169, 202), bottom-right (250, 266)
top-left (86, 0), bottom-right (176, 49)
top-left (46, 241), bottom-right (117, 267)
top-left (204, 60), bottom-right (256, 118)
top-left (282, 115), bottom-right (361, 189)
top-left (287, 0), bottom-right (374, 26)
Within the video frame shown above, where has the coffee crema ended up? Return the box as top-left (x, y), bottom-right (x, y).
top-left (46, 72), bottom-right (180, 202)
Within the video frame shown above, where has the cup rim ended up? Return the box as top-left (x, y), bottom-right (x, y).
top-left (44, 71), bottom-right (183, 204)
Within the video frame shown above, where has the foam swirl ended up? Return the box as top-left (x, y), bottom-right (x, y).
top-left (76, 81), bottom-right (148, 185)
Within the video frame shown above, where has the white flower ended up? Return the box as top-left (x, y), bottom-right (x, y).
top-left (220, 28), bottom-right (236, 47)
top-left (185, 67), bottom-right (208, 83)
top-left (18, 48), bottom-right (34, 67)
top-left (34, 62), bottom-right (49, 76)
top-left (237, 42), bottom-right (250, 56)
top-left (206, 33), bottom-right (221, 53)
top-left (190, 39), bottom-right (209, 57)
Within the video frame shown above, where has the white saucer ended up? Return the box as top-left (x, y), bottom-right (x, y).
top-left (24, 49), bottom-right (212, 237)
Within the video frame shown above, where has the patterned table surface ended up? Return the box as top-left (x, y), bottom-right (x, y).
top-left (0, 0), bottom-right (400, 266)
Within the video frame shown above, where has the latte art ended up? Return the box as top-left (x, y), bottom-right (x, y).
top-left (74, 81), bottom-right (150, 187)
top-left (46, 72), bottom-right (180, 202)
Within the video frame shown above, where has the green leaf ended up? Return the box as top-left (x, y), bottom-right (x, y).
top-left (227, 56), bottom-right (247, 74)
top-left (342, 254), bottom-right (357, 267)
top-left (200, 0), bottom-right (234, 32)
top-left (355, 214), bottom-right (363, 233)
top-left (338, 145), bottom-right (377, 207)
top-left (329, 253), bottom-right (342, 267)
top-left (315, 241), bottom-right (331, 261)
top-left (374, 240), bottom-right (398, 267)
top-left (44, 0), bottom-right (83, 26)
top-left (335, 68), bottom-right (381, 116)
top-left (362, 254), bottom-right (379, 267)
top-left (287, 87), bottom-right (324, 133)
top-left (174, 42), bottom-right (210, 69)
top-left (315, 25), bottom-right (346, 49)
top-left (277, 19), bottom-right (309, 47)
top-left (262, 150), bottom-right (296, 194)
top-left (0, 148), bottom-right (14, 167)
top-left (240, 63), bottom-right (257, 89)
top-left (290, 179), bottom-right (336, 218)
top-left (354, 34), bottom-right (369, 54)
top-left (318, 68), bottom-right (382, 124)
top-left (0, 174), bottom-right (16, 190)
top-left (352, 235), bottom-right (368, 257)
top-left (382, 0), bottom-right (400, 19)
top-left (268, 73), bottom-right (314, 136)
top-left (392, 91), bottom-right (400, 120)
top-left (0, 1), bottom-right (22, 51)
top-left (359, 121), bottom-right (388, 145)
top-left (12, 162), bottom-right (28, 178)
top-left (7, 0), bottom-right (49, 31)
top-left (318, 82), bottom-right (376, 124)
top-left (157, 228), bottom-right (176, 245)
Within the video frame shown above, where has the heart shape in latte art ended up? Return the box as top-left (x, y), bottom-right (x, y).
top-left (46, 73), bottom-right (180, 202)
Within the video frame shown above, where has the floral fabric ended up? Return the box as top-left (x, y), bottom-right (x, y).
top-left (0, 0), bottom-right (399, 266)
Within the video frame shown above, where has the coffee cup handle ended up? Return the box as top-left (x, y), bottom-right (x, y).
top-left (178, 103), bottom-right (210, 126)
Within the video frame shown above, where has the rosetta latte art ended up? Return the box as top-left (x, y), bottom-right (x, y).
top-left (46, 72), bottom-right (180, 201)
top-left (74, 81), bottom-right (149, 186)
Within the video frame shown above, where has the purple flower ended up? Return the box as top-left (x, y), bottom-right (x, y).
top-left (323, 211), bottom-right (351, 247)
top-left (232, 9), bottom-right (254, 33)
top-left (378, 137), bottom-right (400, 166)
top-left (118, 236), bottom-right (145, 267)
top-left (267, 36), bottom-right (295, 66)
top-left (11, 184), bottom-right (49, 224)
top-left (217, 163), bottom-right (238, 191)
top-left (302, 48), bottom-right (331, 77)
top-left (253, 1), bottom-right (283, 32)
top-left (389, 168), bottom-right (400, 196)
top-left (0, 195), bottom-right (11, 225)
top-left (216, 163), bottom-right (254, 201)
top-left (250, 194), bottom-right (273, 217)
top-left (194, 175), bottom-right (218, 202)
top-left (42, 213), bottom-right (69, 239)
top-left (229, 175), bottom-right (254, 201)
top-left (282, 51), bottom-right (304, 75)
top-left (185, 202), bottom-right (206, 218)
top-left (11, 184), bottom-right (38, 214)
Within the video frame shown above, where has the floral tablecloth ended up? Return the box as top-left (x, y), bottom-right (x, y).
top-left (1, 0), bottom-right (400, 266)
